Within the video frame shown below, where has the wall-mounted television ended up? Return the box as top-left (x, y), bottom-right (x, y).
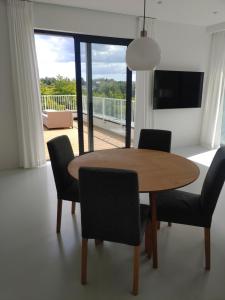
top-left (153, 70), bottom-right (204, 109)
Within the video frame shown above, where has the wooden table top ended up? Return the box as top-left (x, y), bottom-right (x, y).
top-left (68, 148), bottom-right (200, 193)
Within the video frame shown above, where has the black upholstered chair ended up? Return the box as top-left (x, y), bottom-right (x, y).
top-left (138, 129), bottom-right (172, 152)
top-left (47, 135), bottom-right (79, 233)
top-left (155, 146), bottom-right (225, 270)
top-left (79, 167), bottom-right (151, 295)
top-left (138, 129), bottom-right (172, 228)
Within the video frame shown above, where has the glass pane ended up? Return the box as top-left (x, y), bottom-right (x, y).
top-left (91, 44), bottom-right (127, 151)
top-left (34, 34), bottom-right (78, 159)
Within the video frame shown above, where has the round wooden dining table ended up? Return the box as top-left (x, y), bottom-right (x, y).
top-left (68, 148), bottom-right (200, 268)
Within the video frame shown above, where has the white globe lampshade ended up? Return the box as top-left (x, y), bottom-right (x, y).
top-left (126, 36), bottom-right (161, 71)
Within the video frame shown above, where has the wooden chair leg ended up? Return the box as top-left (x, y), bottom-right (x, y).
top-left (71, 202), bottom-right (76, 215)
top-left (145, 222), bottom-right (152, 259)
top-left (150, 192), bottom-right (158, 269)
top-left (81, 239), bottom-right (88, 284)
top-left (168, 222), bottom-right (172, 227)
top-left (132, 245), bottom-right (140, 296)
top-left (204, 227), bottom-right (210, 270)
top-left (56, 199), bottom-right (62, 233)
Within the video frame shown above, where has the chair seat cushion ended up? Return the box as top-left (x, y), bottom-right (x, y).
top-left (156, 190), bottom-right (211, 227)
top-left (60, 180), bottom-right (79, 202)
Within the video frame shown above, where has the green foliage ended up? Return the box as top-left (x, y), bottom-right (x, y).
top-left (40, 75), bottom-right (76, 95)
top-left (91, 79), bottom-right (126, 99)
top-left (40, 75), bottom-right (136, 99)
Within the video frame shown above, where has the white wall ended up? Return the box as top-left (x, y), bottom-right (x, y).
top-left (153, 21), bottom-right (210, 147)
top-left (0, 1), bottom-right (211, 170)
top-left (0, 0), bottom-right (19, 169)
top-left (33, 2), bottom-right (137, 39)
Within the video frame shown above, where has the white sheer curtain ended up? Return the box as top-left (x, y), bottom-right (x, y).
top-left (200, 31), bottom-right (225, 149)
top-left (133, 17), bottom-right (155, 147)
top-left (7, 0), bottom-right (45, 168)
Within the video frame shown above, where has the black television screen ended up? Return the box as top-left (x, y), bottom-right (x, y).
top-left (153, 70), bottom-right (204, 109)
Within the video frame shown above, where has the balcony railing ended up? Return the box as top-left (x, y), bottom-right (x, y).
top-left (41, 95), bottom-right (136, 126)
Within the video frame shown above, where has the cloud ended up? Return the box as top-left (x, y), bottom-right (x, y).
top-left (92, 62), bottom-right (126, 76)
top-left (92, 44), bottom-right (126, 63)
top-left (35, 34), bottom-right (126, 64)
top-left (35, 34), bottom-right (75, 63)
top-left (34, 34), bottom-right (132, 81)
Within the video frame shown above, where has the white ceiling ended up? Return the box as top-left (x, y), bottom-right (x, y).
top-left (34, 0), bottom-right (225, 27)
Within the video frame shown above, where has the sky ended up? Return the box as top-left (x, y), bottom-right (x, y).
top-left (34, 34), bottom-right (134, 81)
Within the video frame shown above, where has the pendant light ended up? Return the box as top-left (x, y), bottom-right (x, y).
top-left (126, 0), bottom-right (161, 71)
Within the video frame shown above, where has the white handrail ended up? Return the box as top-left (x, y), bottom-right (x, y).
top-left (41, 95), bottom-right (135, 126)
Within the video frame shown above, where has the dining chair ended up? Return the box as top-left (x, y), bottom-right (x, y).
top-left (138, 129), bottom-right (172, 153)
top-left (79, 167), bottom-right (151, 295)
top-left (138, 129), bottom-right (172, 227)
top-left (47, 135), bottom-right (79, 233)
top-left (155, 146), bottom-right (225, 270)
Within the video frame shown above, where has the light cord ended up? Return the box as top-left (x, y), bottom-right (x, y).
top-left (143, 0), bottom-right (146, 32)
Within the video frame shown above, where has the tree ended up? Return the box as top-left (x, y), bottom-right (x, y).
top-left (40, 76), bottom-right (136, 99)
top-left (40, 75), bottom-right (76, 95)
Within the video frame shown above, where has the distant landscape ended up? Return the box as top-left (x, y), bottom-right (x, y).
top-left (40, 75), bottom-right (136, 99)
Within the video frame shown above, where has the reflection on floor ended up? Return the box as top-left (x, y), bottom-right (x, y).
top-left (0, 146), bottom-right (225, 300)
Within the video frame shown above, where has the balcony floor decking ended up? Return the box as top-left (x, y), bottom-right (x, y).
top-left (43, 120), bottom-right (126, 160)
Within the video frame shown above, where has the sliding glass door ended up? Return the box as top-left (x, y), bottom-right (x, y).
top-left (35, 30), bottom-right (133, 158)
top-left (75, 35), bottom-right (133, 154)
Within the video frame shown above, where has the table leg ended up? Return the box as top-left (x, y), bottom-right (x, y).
top-left (149, 192), bottom-right (158, 268)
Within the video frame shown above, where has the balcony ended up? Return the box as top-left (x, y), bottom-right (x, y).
top-left (41, 95), bottom-right (135, 159)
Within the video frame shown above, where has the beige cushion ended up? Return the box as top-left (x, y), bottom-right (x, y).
top-left (42, 111), bottom-right (73, 129)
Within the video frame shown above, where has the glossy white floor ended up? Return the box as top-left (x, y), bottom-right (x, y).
top-left (1, 146), bottom-right (225, 300)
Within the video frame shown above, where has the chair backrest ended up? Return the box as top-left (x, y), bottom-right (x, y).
top-left (138, 129), bottom-right (172, 152)
top-left (47, 135), bottom-right (75, 197)
top-left (200, 147), bottom-right (225, 218)
top-left (79, 167), bottom-right (142, 246)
